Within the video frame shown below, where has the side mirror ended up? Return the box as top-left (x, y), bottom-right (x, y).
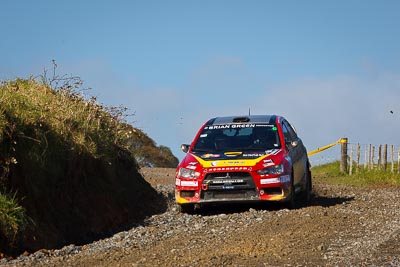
top-left (285, 140), bottom-right (298, 149)
top-left (180, 144), bottom-right (190, 153)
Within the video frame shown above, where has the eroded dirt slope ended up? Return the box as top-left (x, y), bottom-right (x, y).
top-left (2, 168), bottom-right (399, 266)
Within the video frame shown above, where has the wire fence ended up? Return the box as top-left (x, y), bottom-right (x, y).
top-left (347, 143), bottom-right (400, 174)
top-left (309, 139), bottom-right (400, 174)
top-left (309, 145), bottom-right (341, 166)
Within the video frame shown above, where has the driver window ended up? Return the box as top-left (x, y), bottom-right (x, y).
top-left (281, 123), bottom-right (292, 142)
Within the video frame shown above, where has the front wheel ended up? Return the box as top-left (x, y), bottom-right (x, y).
top-left (300, 167), bottom-right (312, 204)
top-left (284, 174), bottom-right (296, 209)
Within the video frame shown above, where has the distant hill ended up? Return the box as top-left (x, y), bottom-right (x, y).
top-left (0, 78), bottom-right (176, 256)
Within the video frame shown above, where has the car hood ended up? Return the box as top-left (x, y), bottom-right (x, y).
top-left (179, 149), bottom-right (284, 171)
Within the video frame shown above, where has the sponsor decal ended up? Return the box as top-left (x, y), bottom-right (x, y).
top-left (205, 124), bottom-right (256, 130)
top-left (208, 166), bottom-right (250, 172)
top-left (260, 178), bottom-right (280, 184)
top-left (181, 180), bottom-right (199, 187)
top-left (263, 163), bottom-right (275, 167)
top-left (188, 162), bottom-right (198, 165)
top-left (263, 158), bottom-right (275, 167)
top-left (226, 160), bottom-right (246, 165)
top-left (280, 175), bottom-right (291, 183)
top-left (224, 152), bottom-right (243, 157)
top-left (192, 154), bottom-right (264, 168)
top-left (230, 124), bottom-right (256, 128)
top-left (243, 153), bottom-right (265, 157)
top-left (222, 185), bottom-right (234, 189)
top-left (212, 179), bottom-right (244, 184)
top-left (200, 134), bottom-right (208, 138)
top-left (175, 178), bottom-right (181, 186)
top-left (255, 124), bottom-right (274, 128)
top-left (265, 149), bottom-right (281, 155)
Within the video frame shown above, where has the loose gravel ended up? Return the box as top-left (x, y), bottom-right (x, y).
top-left (1, 168), bottom-right (399, 266)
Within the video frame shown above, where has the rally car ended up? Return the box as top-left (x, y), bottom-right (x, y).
top-left (175, 115), bottom-right (312, 213)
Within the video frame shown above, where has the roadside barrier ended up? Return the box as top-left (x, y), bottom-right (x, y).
top-left (308, 138), bottom-right (400, 174)
top-left (307, 138), bottom-right (347, 157)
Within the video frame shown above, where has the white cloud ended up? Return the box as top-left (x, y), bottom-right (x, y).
top-left (251, 74), bottom-right (400, 164)
top-left (57, 58), bottom-right (400, 164)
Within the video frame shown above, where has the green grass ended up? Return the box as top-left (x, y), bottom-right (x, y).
top-left (312, 161), bottom-right (400, 187)
top-left (0, 77), bottom-right (177, 251)
top-left (0, 191), bottom-right (27, 245)
top-left (0, 78), bottom-right (133, 160)
top-left (1, 78), bottom-right (130, 247)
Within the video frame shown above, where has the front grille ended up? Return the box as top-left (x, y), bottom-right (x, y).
top-left (201, 172), bottom-right (258, 201)
top-left (202, 172), bottom-right (255, 190)
top-left (202, 189), bottom-right (259, 200)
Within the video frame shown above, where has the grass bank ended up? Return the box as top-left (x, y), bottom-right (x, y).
top-left (312, 161), bottom-right (400, 187)
top-left (0, 77), bottom-right (173, 255)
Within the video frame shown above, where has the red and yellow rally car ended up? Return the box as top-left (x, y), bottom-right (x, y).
top-left (175, 115), bottom-right (312, 212)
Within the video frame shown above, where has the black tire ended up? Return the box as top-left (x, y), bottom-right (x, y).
top-left (179, 204), bottom-right (194, 214)
top-left (284, 174), bottom-right (296, 209)
top-left (300, 167), bottom-right (312, 204)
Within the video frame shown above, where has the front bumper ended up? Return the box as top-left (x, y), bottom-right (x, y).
top-left (175, 172), bottom-right (292, 205)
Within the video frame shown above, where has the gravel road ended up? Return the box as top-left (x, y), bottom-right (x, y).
top-left (2, 168), bottom-right (399, 266)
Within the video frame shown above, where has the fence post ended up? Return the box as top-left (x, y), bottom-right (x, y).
top-left (340, 137), bottom-right (348, 173)
top-left (391, 145), bottom-right (395, 173)
top-left (378, 145), bottom-right (382, 170)
top-left (349, 144), bottom-right (353, 175)
top-left (398, 149), bottom-right (400, 174)
top-left (383, 144), bottom-right (388, 171)
top-left (368, 144), bottom-right (372, 171)
top-left (364, 144), bottom-right (368, 170)
top-left (356, 143), bottom-right (360, 173)
top-left (372, 146), bottom-right (375, 170)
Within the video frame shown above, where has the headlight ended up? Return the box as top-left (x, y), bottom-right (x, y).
top-left (178, 168), bottom-right (201, 179)
top-left (257, 164), bottom-right (285, 175)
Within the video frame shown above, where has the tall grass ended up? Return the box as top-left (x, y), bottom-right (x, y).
top-left (0, 77), bottom-right (135, 248)
top-left (312, 161), bottom-right (400, 186)
top-left (0, 191), bottom-right (27, 245)
top-left (0, 78), bottom-right (134, 160)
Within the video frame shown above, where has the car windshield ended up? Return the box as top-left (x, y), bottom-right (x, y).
top-left (192, 124), bottom-right (281, 152)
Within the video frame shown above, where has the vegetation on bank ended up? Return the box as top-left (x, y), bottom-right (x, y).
top-left (312, 161), bottom-right (400, 186)
top-left (0, 76), bottom-right (177, 251)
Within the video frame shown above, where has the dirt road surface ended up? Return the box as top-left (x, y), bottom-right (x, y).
top-left (2, 168), bottom-right (400, 266)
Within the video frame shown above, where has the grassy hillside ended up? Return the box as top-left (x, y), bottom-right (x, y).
top-left (0, 78), bottom-right (175, 255)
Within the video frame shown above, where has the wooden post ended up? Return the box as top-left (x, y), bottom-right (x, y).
top-left (397, 148), bottom-right (400, 174)
top-left (372, 146), bottom-right (375, 170)
top-left (349, 144), bottom-right (353, 175)
top-left (364, 144), bottom-right (368, 170)
top-left (377, 145), bottom-right (382, 170)
top-left (356, 143), bottom-right (361, 173)
top-left (383, 144), bottom-right (388, 171)
top-left (391, 145), bottom-right (395, 173)
top-left (340, 138), bottom-right (348, 173)
top-left (368, 144), bottom-right (372, 171)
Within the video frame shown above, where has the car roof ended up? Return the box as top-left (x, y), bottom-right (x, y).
top-left (206, 115), bottom-right (280, 125)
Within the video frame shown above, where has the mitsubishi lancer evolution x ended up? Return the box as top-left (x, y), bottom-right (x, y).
top-left (175, 115), bottom-right (312, 213)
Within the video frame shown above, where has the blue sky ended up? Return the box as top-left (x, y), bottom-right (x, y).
top-left (1, 1), bottom-right (400, 164)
